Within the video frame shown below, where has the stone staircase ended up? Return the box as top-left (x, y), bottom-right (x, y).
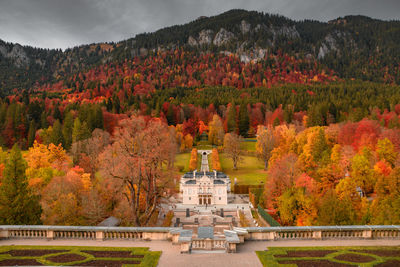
top-left (171, 226), bottom-right (247, 253)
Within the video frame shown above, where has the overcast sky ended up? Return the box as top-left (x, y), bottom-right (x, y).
top-left (0, 0), bottom-right (399, 50)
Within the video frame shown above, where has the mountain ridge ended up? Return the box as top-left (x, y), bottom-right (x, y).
top-left (1, 9), bottom-right (400, 93)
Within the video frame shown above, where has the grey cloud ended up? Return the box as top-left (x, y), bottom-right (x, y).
top-left (0, 0), bottom-right (399, 49)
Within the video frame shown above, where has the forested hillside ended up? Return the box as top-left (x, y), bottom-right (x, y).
top-left (1, 9), bottom-right (400, 93)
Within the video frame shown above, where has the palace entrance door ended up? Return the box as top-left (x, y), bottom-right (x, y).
top-left (198, 194), bottom-right (212, 205)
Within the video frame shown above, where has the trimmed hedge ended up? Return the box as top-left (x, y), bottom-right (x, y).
top-left (258, 205), bottom-right (280, 226)
top-left (233, 184), bottom-right (263, 194)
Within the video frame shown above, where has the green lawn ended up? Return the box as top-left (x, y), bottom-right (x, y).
top-left (243, 138), bottom-right (257, 151)
top-left (220, 153), bottom-right (266, 185)
top-left (0, 246), bottom-right (161, 267)
top-left (256, 246), bottom-right (400, 267)
top-left (175, 139), bottom-right (265, 185)
top-left (174, 152), bottom-right (191, 174)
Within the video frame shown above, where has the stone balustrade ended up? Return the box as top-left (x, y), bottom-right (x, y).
top-left (1, 225), bottom-right (399, 254)
top-left (0, 225), bottom-right (178, 241)
top-left (245, 225), bottom-right (400, 241)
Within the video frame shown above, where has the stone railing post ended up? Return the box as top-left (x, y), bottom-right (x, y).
top-left (363, 229), bottom-right (372, 239)
top-left (180, 241), bottom-right (191, 253)
top-left (96, 231), bottom-right (104, 241)
top-left (267, 231), bottom-right (276, 240)
top-left (46, 230), bottom-right (54, 240)
top-left (312, 230), bottom-right (322, 239)
top-left (226, 242), bottom-right (237, 253)
top-left (0, 229), bottom-right (8, 239)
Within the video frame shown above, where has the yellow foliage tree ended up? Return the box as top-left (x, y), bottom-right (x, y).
top-left (184, 134), bottom-right (193, 150)
top-left (24, 141), bottom-right (70, 191)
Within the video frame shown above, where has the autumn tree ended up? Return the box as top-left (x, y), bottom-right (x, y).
top-left (264, 153), bottom-right (300, 210)
top-left (256, 125), bottom-right (276, 170)
top-left (183, 134), bottom-right (193, 150)
top-left (41, 167), bottom-right (95, 225)
top-left (223, 132), bottom-right (243, 170)
top-left (74, 129), bottom-right (110, 178)
top-left (351, 149), bottom-right (375, 194)
top-left (317, 190), bottom-right (356, 225)
top-left (211, 148), bottom-right (221, 171)
top-left (208, 114), bottom-right (224, 146)
top-left (100, 116), bottom-right (175, 226)
top-left (189, 148), bottom-right (198, 171)
top-left (376, 138), bottom-right (398, 167)
top-left (0, 144), bottom-right (42, 224)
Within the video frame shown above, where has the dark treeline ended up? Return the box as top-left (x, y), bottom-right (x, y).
top-left (1, 80), bottom-right (400, 149)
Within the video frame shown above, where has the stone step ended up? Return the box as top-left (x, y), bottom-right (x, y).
top-left (191, 249), bottom-right (226, 254)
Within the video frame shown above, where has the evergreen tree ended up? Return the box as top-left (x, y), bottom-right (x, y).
top-left (238, 103), bottom-right (249, 137)
top-left (93, 105), bottom-right (104, 130)
top-left (227, 102), bottom-right (236, 133)
top-left (50, 119), bottom-right (64, 146)
top-left (27, 121), bottom-right (36, 148)
top-left (0, 144), bottom-right (42, 225)
top-left (53, 103), bottom-right (62, 121)
top-left (72, 118), bottom-right (82, 143)
top-left (166, 103), bottom-right (175, 125)
top-left (312, 128), bottom-right (329, 162)
top-left (62, 112), bottom-right (74, 149)
top-left (40, 112), bottom-right (48, 129)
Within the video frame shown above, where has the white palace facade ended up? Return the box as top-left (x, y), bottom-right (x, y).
top-left (180, 170), bottom-right (231, 205)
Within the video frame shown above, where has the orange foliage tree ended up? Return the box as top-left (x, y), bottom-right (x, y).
top-left (189, 148), bottom-right (198, 171)
top-left (211, 148), bottom-right (221, 171)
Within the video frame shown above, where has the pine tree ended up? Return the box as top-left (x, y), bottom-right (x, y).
top-left (62, 112), bottom-right (74, 150)
top-left (166, 103), bottom-right (175, 125)
top-left (93, 105), bottom-right (104, 130)
top-left (50, 119), bottom-right (64, 146)
top-left (53, 103), bottom-right (62, 121)
top-left (40, 112), bottom-right (48, 129)
top-left (27, 120), bottom-right (36, 148)
top-left (0, 144), bottom-right (42, 224)
top-left (227, 102), bottom-right (236, 133)
top-left (238, 103), bottom-right (249, 137)
top-left (72, 118), bottom-right (82, 143)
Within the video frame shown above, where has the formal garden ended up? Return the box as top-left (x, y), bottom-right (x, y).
top-left (0, 246), bottom-right (161, 266)
top-left (256, 246), bottom-right (400, 267)
top-left (175, 137), bottom-right (266, 186)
